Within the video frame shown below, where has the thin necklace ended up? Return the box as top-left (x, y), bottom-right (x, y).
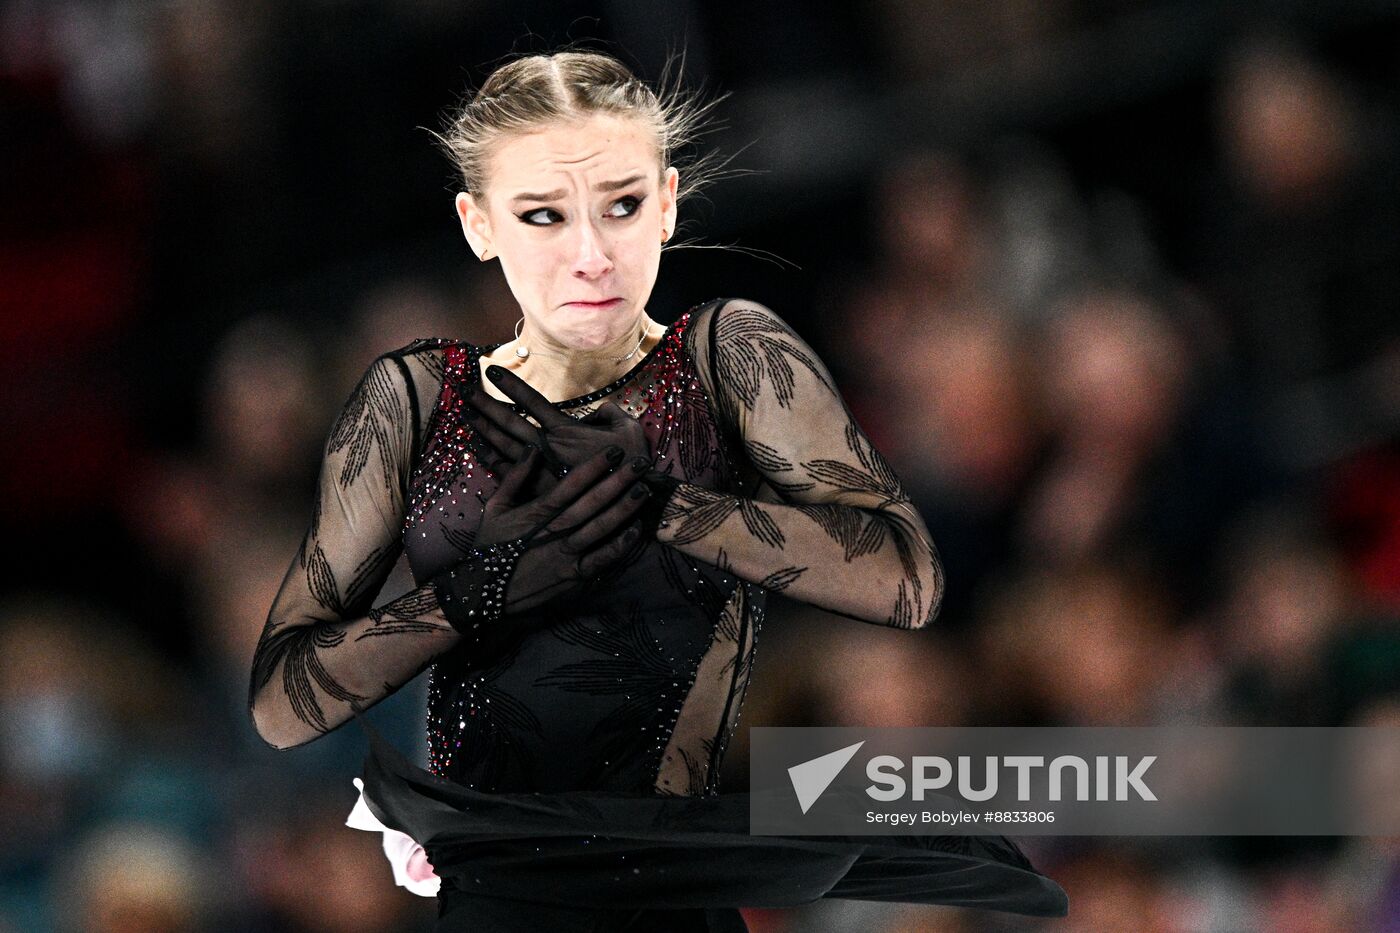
top-left (611, 322), bottom-right (649, 364)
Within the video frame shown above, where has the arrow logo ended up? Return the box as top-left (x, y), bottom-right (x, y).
top-left (788, 741), bottom-right (865, 814)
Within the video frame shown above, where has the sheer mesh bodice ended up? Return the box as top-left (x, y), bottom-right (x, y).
top-left (249, 298), bottom-right (944, 798)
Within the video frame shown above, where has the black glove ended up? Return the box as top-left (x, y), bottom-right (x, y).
top-left (456, 365), bottom-right (678, 534)
top-left (432, 445), bottom-right (653, 658)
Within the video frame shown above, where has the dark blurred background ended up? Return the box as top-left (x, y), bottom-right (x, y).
top-left (3, 1), bottom-right (1400, 931)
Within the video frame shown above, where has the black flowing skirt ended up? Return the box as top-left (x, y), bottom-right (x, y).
top-left (354, 716), bottom-right (1068, 930)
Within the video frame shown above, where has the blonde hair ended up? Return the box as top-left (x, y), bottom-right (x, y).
top-left (432, 49), bottom-right (730, 210)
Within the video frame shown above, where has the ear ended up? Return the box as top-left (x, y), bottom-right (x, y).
top-left (659, 166), bottom-right (679, 241)
top-left (456, 191), bottom-right (495, 261)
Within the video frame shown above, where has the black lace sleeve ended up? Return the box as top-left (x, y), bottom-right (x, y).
top-left (248, 345), bottom-right (461, 749)
top-left (660, 299), bottom-right (944, 629)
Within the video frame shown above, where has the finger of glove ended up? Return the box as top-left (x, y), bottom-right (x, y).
top-left (464, 411), bottom-right (529, 462)
top-left (462, 376), bottom-right (526, 421)
top-left (462, 416), bottom-right (504, 462)
top-left (492, 446), bottom-right (538, 505)
top-left (534, 430), bottom-right (624, 473)
top-left (466, 402), bottom-right (571, 479)
top-left (484, 366), bottom-right (572, 428)
top-left (523, 467), bottom-right (560, 502)
top-left (550, 423), bottom-right (650, 471)
top-left (536, 446), bottom-right (623, 512)
top-left (465, 400), bottom-right (537, 453)
top-left (575, 526), bottom-right (643, 578)
top-left (564, 481), bottom-right (650, 550)
top-left (541, 454), bottom-right (648, 530)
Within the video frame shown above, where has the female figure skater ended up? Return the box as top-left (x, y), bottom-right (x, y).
top-left (249, 49), bottom-right (1066, 931)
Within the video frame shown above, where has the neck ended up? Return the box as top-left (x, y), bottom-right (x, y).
top-left (483, 313), bottom-right (663, 403)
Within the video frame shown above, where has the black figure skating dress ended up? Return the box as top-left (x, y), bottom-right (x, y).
top-left (251, 298), bottom-right (1068, 931)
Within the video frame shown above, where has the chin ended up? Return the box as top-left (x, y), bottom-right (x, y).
top-left (556, 313), bottom-right (632, 349)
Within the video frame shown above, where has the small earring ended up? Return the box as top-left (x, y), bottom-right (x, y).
top-left (513, 317), bottom-right (529, 360)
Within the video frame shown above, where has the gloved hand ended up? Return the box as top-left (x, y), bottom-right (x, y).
top-left (432, 444), bottom-right (653, 658)
top-left (458, 365), bottom-right (649, 479)
top-left (456, 365), bottom-right (679, 532)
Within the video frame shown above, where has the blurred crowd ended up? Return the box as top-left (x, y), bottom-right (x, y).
top-left (3, 1), bottom-right (1400, 931)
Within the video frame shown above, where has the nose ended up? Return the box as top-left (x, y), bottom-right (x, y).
top-left (570, 218), bottom-right (613, 279)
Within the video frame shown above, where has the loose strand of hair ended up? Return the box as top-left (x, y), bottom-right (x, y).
top-left (663, 236), bottom-right (802, 272)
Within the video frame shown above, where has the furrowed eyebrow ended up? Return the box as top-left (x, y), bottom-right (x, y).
top-left (595, 174), bottom-right (646, 192)
top-left (510, 174), bottom-right (647, 205)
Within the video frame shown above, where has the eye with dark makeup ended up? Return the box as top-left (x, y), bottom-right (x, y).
top-left (606, 195), bottom-right (644, 218)
top-left (517, 195), bottom-right (645, 227)
top-left (518, 207), bottom-right (564, 226)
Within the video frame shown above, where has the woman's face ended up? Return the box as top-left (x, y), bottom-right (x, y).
top-left (456, 113), bottom-right (678, 352)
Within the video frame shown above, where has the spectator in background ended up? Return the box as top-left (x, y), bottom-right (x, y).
top-left (1200, 34), bottom-right (1400, 390)
top-left (1017, 288), bottom-right (1190, 567)
top-left (55, 825), bottom-right (207, 933)
top-left (1212, 504), bottom-right (1357, 725)
top-left (824, 152), bottom-right (1043, 628)
top-left (975, 563), bottom-right (1175, 726)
